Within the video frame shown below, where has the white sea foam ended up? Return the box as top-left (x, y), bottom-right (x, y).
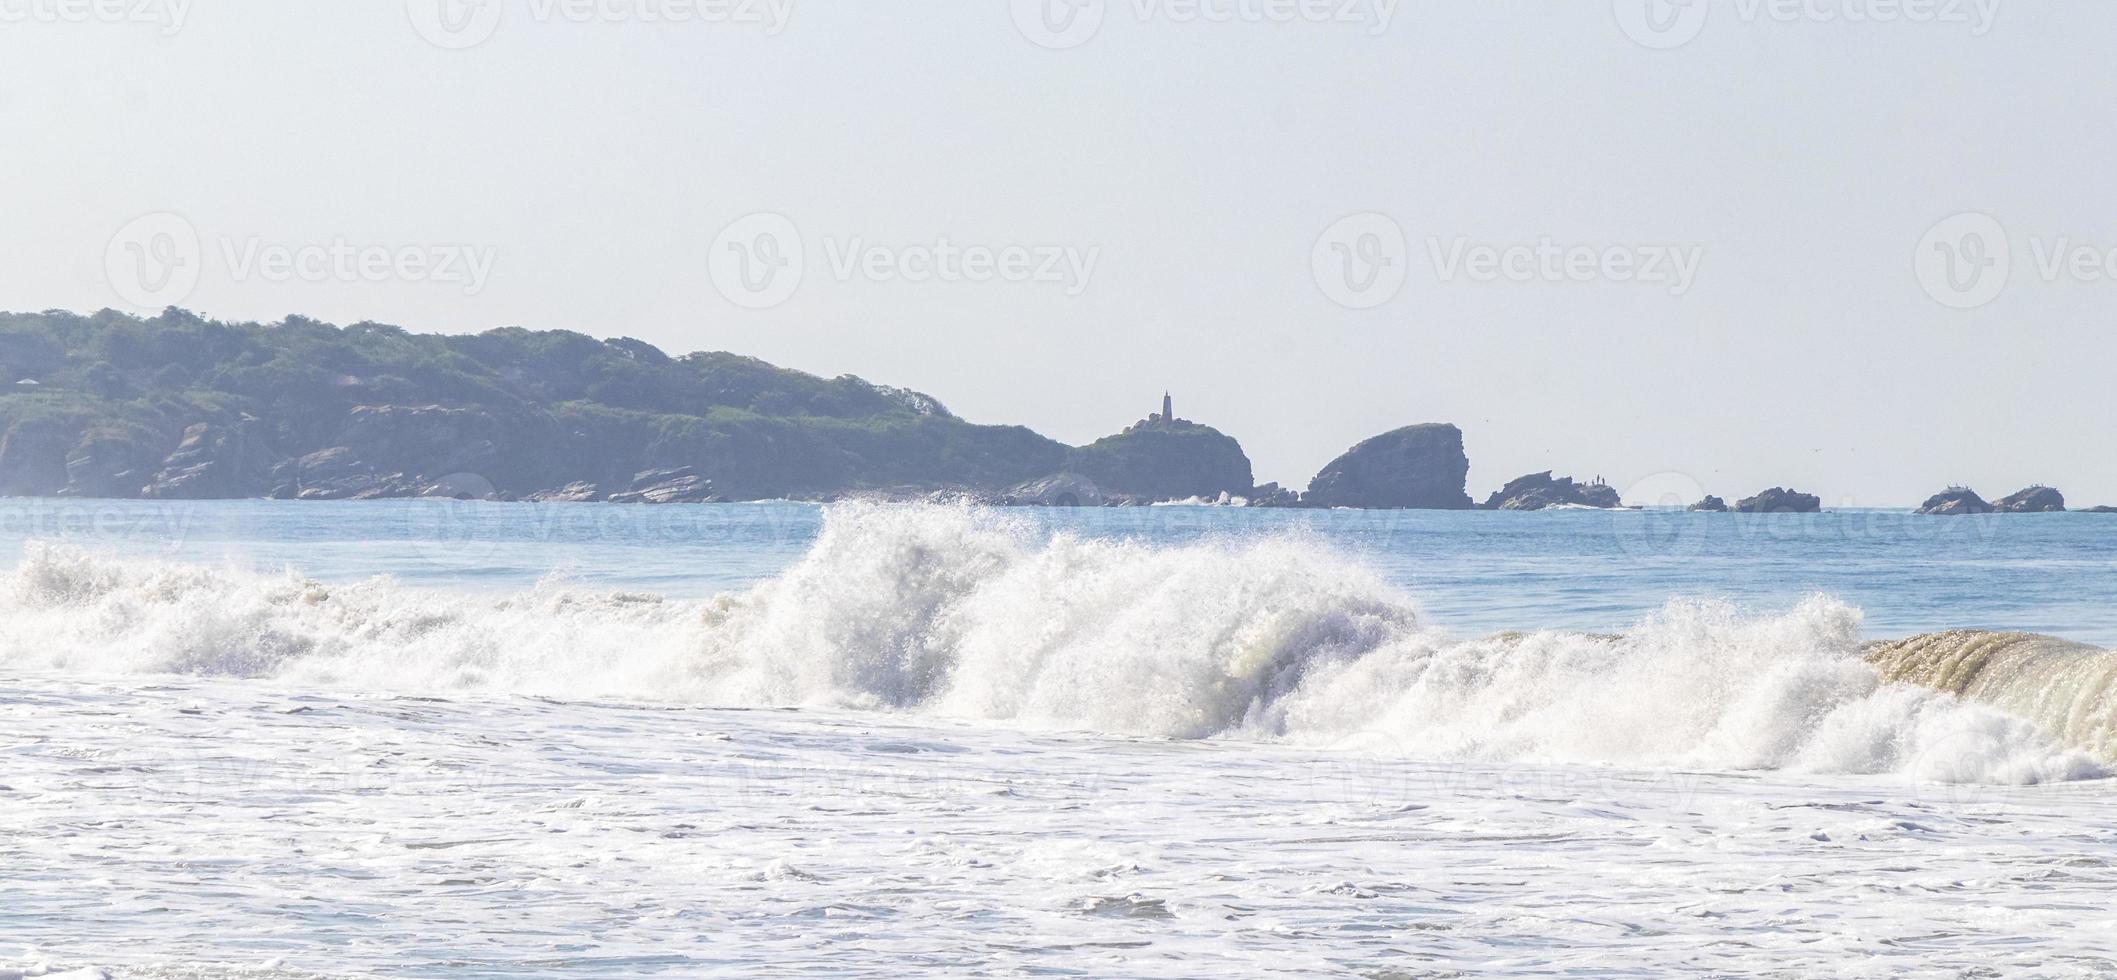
top-left (0, 503), bottom-right (2102, 783)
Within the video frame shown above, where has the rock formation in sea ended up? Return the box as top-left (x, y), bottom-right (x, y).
top-left (1246, 482), bottom-right (1301, 508)
top-left (1992, 485), bottom-right (2066, 513)
top-left (1066, 402), bottom-right (1255, 503)
top-left (604, 466), bottom-right (720, 504)
top-left (1915, 487), bottom-right (1995, 516)
top-left (1734, 487), bottom-right (1822, 514)
top-left (1689, 495), bottom-right (1729, 512)
top-left (1481, 472), bottom-right (1622, 511)
top-left (1303, 424), bottom-right (1473, 509)
top-left (1000, 472), bottom-right (1106, 508)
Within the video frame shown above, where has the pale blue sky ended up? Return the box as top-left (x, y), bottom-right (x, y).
top-left (3, 1), bottom-right (2112, 505)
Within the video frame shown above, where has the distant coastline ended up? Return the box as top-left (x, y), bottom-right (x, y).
top-left (1, 309), bottom-right (2108, 513)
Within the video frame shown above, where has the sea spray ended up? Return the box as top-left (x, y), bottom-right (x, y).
top-left (0, 503), bottom-right (2104, 784)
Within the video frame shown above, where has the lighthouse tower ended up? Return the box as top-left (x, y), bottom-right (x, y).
top-left (1162, 391), bottom-right (1174, 425)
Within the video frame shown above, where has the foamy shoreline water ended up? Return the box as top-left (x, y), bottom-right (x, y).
top-left (6, 502), bottom-right (2117, 976)
top-left (5, 675), bottom-right (2115, 978)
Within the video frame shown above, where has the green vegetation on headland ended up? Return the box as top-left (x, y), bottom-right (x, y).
top-left (0, 309), bottom-right (1262, 503)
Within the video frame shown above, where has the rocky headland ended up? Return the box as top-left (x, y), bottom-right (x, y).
top-left (0, 311), bottom-right (1155, 504)
top-left (1066, 412), bottom-right (1254, 503)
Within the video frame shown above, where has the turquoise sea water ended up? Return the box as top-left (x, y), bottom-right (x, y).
top-left (3, 498), bottom-right (2112, 644)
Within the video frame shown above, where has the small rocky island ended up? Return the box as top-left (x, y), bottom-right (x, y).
top-left (1481, 472), bottom-right (1621, 511)
top-left (1916, 485), bottom-right (2066, 515)
top-left (1734, 488), bottom-right (1822, 514)
top-left (1685, 490), bottom-right (1819, 513)
top-left (1303, 424), bottom-right (1473, 509)
top-left (1994, 486), bottom-right (2066, 513)
top-left (1915, 487), bottom-right (1994, 516)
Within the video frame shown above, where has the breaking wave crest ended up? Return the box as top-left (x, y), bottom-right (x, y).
top-left (1866, 631), bottom-right (2117, 764)
top-left (0, 504), bottom-right (2105, 783)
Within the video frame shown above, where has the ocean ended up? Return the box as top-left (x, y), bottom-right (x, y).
top-left (3, 499), bottom-right (2115, 977)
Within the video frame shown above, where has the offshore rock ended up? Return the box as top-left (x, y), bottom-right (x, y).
top-left (606, 466), bottom-right (719, 504)
top-left (1305, 424), bottom-right (1473, 509)
top-left (1992, 486), bottom-right (2065, 513)
top-left (1915, 487), bottom-right (1995, 516)
top-left (1483, 472), bottom-right (1622, 511)
top-left (1736, 487), bottom-right (1823, 514)
top-left (529, 482), bottom-right (606, 503)
top-left (1001, 472), bottom-right (1105, 508)
top-left (1689, 495), bottom-right (1729, 513)
top-left (1248, 482), bottom-right (1302, 508)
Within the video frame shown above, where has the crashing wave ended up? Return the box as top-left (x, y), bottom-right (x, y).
top-left (1866, 631), bottom-right (2117, 764)
top-left (0, 503), bottom-right (2104, 783)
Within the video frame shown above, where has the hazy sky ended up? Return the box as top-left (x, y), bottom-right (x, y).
top-left (3, 1), bottom-right (2112, 505)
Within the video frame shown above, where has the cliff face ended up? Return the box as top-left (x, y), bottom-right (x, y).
top-left (1305, 424), bottom-right (1473, 509)
top-left (0, 310), bottom-right (1073, 501)
top-left (1067, 420), bottom-right (1254, 501)
top-left (0, 417), bottom-right (72, 497)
